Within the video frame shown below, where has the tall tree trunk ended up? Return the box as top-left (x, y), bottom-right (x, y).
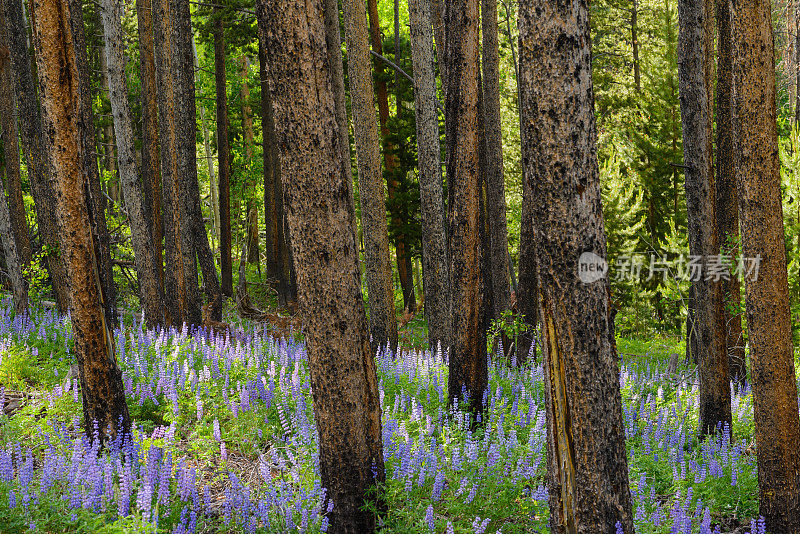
top-left (214, 1), bottom-right (233, 297)
top-left (677, 0), bottom-right (732, 436)
top-left (4, 0), bottom-right (69, 311)
top-left (30, 0), bottom-right (131, 442)
top-left (137, 0), bottom-right (164, 296)
top-left (444, 0), bottom-right (486, 415)
top-left (409, 0), bottom-right (449, 351)
top-left (321, 0), bottom-right (357, 237)
top-left (796, 0), bottom-right (800, 124)
top-left (240, 55), bottom-right (259, 265)
top-left (173, 0), bottom-right (221, 322)
top-left (257, 40), bottom-right (295, 307)
top-left (342, 0), bottom-right (398, 351)
top-left (70, 0), bottom-right (118, 324)
top-left (715, 0), bottom-right (745, 383)
top-left (0, 6), bottom-right (29, 269)
top-left (481, 0), bottom-right (512, 320)
top-left (518, 0), bottom-right (635, 529)
top-left (733, 0), bottom-right (800, 529)
top-left (516, 169), bottom-right (537, 363)
top-left (0, 174), bottom-right (26, 313)
top-left (258, 1), bottom-right (386, 531)
top-left (152, 0), bottom-right (189, 325)
top-left (100, 0), bottom-right (164, 327)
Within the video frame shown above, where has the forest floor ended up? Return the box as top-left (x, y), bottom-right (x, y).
top-left (0, 295), bottom-right (770, 533)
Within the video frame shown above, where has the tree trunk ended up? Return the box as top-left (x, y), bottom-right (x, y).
top-left (0, 5), bottom-right (29, 269)
top-left (137, 0), bottom-right (164, 297)
top-left (0, 174), bottom-right (26, 313)
top-left (152, 0), bottom-right (189, 325)
top-left (173, 0), bottom-right (221, 322)
top-left (796, 0), bottom-right (800, 124)
top-left (516, 168), bottom-right (537, 363)
top-left (732, 0), bottom-right (800, 529)
top-left (100, 0), bottom-right (164, 327)
top-left (214, 2), bottom-right (233, 297)
top-left (677, 0), bottom-right (732, 436)
top-left (258, 1), bottom-right (386, 531)
top-left (409, 0), bottom-right (449, 351)
top-left (257, 39), bottom-right (295, 307)
top-left (321, 0), bottom-right (357, 237)
top-left (444, 0), bottom-right (486, 415)
top-left (4, 0), bottom-right (69, 312)
top-left (715, 0), bottom-right (746, 383)
top-left (342, 0), bottom-right (398, 352)
top-left (518, 0), bottom-right (636, 529)
top-left (30, 0), bottom-right (131, 442)
top-left (481, 0), bottom-right (512, 320)
top-left (70, 0), bottom-right (118, 324)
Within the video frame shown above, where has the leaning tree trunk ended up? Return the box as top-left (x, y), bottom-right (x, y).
top-left (258, 1), bottom-right (386, 532)
top-left (732, 0), bottom-right (800, 530)
top-left (3, 0), bottom-right (69, 312)
top-left (481, 0), bottom-right (512, 320)
top-left (715, 0), bottom-right (746, 383)
top-left (152, 0), bottom-right (189, 325)
top-left (214, 0), bottom-right (233, 297)
top-left (100, 0), bottom-right (165, 327)
top-left (518, 0), bottom-right (635, 530)
top-left (342, 0), bottom-right (398, 352)
top-left (409, 0), bottom-right (450, 351)
top-left (30, 0), bottom-right (131, 442)
top-left (444, 0), bottom-right (487, 415)
top-left (677, 0), bottom-right (732, 436)
top-left (137, 0), bottom-right (164, 297)
top-left (173, 0), bottom-right (222, 322)
top-left (0, 181), bottom-right (26, 313)
top-left (70, 0), bottom-right (118, 324)
top-left (0, 5), bottom-right (29, 269)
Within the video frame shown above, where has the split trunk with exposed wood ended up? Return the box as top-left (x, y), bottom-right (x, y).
top-left (518, 0), bottom-right (635, 529)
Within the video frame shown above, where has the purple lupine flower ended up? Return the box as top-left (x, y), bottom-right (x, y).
top-left (425, 504), bottom-right (435, 533)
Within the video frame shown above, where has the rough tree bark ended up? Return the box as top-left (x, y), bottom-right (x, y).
top-left (214, 0), bottom-right (233, 297)
top-left (70, 0), bottom-right (117, 324)
top-left (715, 0), bottom-right (746, 383)
top-left (321, 0), bottom-right (357, 236)
top-left (732, 0), bottom-right (800, 529)
top-left (481, 0), bottom-right (512, 320)
top-left (342, 0), bottom-right (398, 351)
top-left (258, 0), bottom-right (386, 531)
top-left (152, 0), bottom-right (189, 325)
top-left (137, 0), bottom-right (164, 296)
top-left (173, 0), bottom-right (222, 322)
top-left (100, 0), bottom-right (165, 327)
top-left (444, 0), bottom-right (487, 414)
top-left (516, 171), bottom-right (537, 363)
top-left (4, 0), bottom-right (69, 312)
top-left (30, 0), bottom-right (131, 441)
top-left (0, 3), bottom-right (29, 269)
top-left (0, 177), bottom-right (26, 312)
top-left (518, 0), bottom-right (636, 529)
top-left (677, 0), bottom-right (732, 435)
top-left (409, 0), bottom-right (449, 351)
